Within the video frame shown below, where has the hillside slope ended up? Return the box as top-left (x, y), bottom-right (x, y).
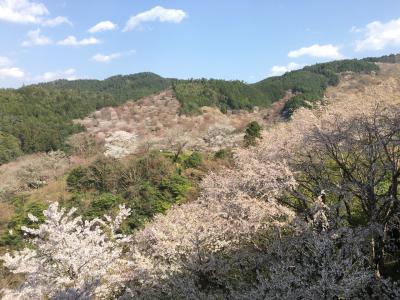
top-left (2, 62), bottom-right (400, 299)
top-left (0, 73), bottom-right (171, 164)
top-left (0, 55), bottom-right (394, 165)
top-left (72, 88), bottom-right (289, 158)
top-left (174, 59), bottom-right (379, 115)
top-left (71, 62), bottom-right (400, 159)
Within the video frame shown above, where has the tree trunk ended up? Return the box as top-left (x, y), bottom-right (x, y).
top-left (371, 232), bottom-right (385, 277)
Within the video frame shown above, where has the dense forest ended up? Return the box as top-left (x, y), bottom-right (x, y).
top-left (174, 58), bottom-right (379, 115)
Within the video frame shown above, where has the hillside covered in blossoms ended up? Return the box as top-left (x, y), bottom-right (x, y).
top-left (1, 1), bottom-right (400, 298)
top-left (1, 57), bottom-right (400, 299)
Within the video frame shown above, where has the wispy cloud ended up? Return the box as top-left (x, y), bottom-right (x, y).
top-left (42, 16), bottom-right (72, 27)
top-left (0, 56), bottom-right (12, 67)
top-left (91, 53), bottom-right (121, 63)
top-left (354, 18), bottom-right (400, 51)
top-left (268, 62), bottom-right (302, 77)
top-left (0, 56), bottom-right (25, 78)
top-left (88, 20), bottom-right (117, 33)
top-left (0, 0), bottom-right (71, 26)
top-left (0, 67), bottom-right (25, 78)
top-left (91, 50), bottom-right (135, 63)
top-left (123, 6), bottom-right (187, 32)
top-left (58, 36), bottom-right (101, 46)
top-left (36, 68), bottom-right (76, 81)
top-left (22, 28), bottom-right (52, 47)
top-left (288, 44), bottom-right (343, 59)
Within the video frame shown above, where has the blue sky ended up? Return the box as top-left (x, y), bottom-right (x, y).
top-left (0, 0), bottom-right (400, 87)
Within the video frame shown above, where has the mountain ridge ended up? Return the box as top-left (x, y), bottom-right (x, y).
top-left (0, 53), bottom-right (398, 164)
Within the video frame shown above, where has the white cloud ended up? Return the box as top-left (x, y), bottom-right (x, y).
top-left (350, 26), bottom-right (363, 33)
top-left (354, 18), bottom-right (400, 52)
top-left (0, 0), bottom-right (70, 26)
top-left (88, 20), bottom-right (117, 33)
top-left (123, 6), bottom-right (187, 31)
top-left (90, 50), bottom-right (135, 63)
top-left (269, 62), bottom-right (302, 77)
top-left (42, 16), bottom-right (72, 27)
top-left (0, 67), bottom-right (25, 78)
top-left (0, 55), bottom-right (25, 79)
top-left (36, 68), bottom-right (76, 81)
top-left (22, 28), bottom-right (52, 46)
top-left (0, 56), bottom-right (12, 67)
top-left (288, 44), bottom-right (343, 59)
top-left (91, 53), bottom-right (121, 63)
top-left (0, 0), bottom-right (48, 24)
top-left (58, 36), bottom-right (101, 46)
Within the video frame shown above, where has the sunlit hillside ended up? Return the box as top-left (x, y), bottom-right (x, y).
top-left (1, 1), bottom-right (400, 298)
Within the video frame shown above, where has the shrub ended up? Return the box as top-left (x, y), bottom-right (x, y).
top-left (244, 121), bottom-right (262, 147)
top-left (0, 197), bottom-right (46, 248)
top-left (66, 166), bottom-right (87, 191)
top-left (85, 193), bottom-right (123, 219)
top-left (184, 152), bottom-right (203, 168)
top-left (214, 148), bottom-right (233, 159)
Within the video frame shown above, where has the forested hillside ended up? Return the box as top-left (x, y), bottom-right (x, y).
top-left (0, 73), bottom-right (171, 164)
top-left (364, 53), bottom-right (400, 63)
top-left (37, 72), bottom-right (171, 103)
top-left (0, 56), bottom-right (392, 165)
top-left (174, 58), bottom-right (379, 115)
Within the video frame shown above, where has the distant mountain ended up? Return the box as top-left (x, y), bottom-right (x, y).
top-left (174, 58), bottom-right (380, 116)
top-left (0, 54), bottom-right (397, 164)
top-left (37, 72), bottom-right (172, 103)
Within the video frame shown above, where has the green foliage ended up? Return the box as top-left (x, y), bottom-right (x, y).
top-left (0, 197), bottom-right (46, 248)
top-left (38, 72), bottom-right (171, 104)
top-left (65, 152), bottom-right (193, 231)
top-left (0, 131), bottom-right (23, 164)
top-left (85, 193), bottom-right (123, 220)
top-left (303, 59), bottom-right (379, 80)
top-left (184, 151), bottom-right (203, 168)
top-left (173, 79), bottom-right (268, 115)
top-left (214, 148), bottom-right (233, 159)
top-left (0, 73), bottom-right (171, 164)
top-left (66, 167), bottom-right (87, 191)
top-left (363, 53), bottom-right (400, 64)
top-left (173, 59), bottom-right (379, 117)
top-left (244, 121), bottom-right (262, 147)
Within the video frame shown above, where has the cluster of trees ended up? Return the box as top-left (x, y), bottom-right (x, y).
top-left (364, 53), bottom-right (400, 63)
top-left (65, 152), bottom-right (195, 231)
top-left (38, 72), bottom-right (171, 104)
top-left (0, 151), bottom-right (203, 249)
top-left (173, 79), bottom-right (268, 114)
top-left (173, 59), bottom-right (379, 116)
top-left (1, 202), bottom-right (132, 299)
top-left (0, 73), bottom-right (171, 165)
top-left (280, 59), bottom-right (379, 117)
top-left (2, 100), bottom-right (399, 298)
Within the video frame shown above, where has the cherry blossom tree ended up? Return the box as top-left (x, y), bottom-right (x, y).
top-left (288, 105), bottom-right (400, 276)
top-left (1, 203), bottom-right (132, 299)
